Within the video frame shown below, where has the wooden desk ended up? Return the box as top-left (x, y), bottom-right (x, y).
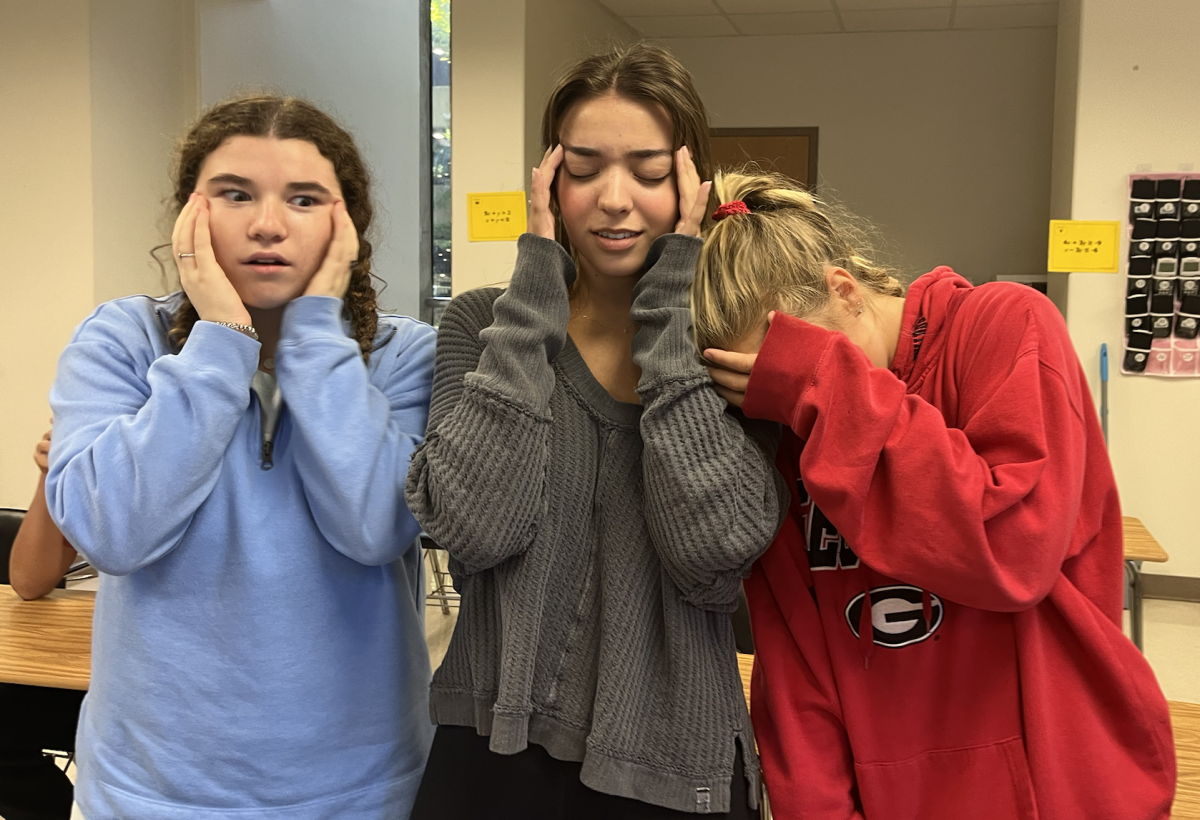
top-left (738, 652), bottom-right (753, 707)
top-left (1125, 516), bottom-right (1170, 563)
top-left (1171, 700), bottom-right (1200, 820)
top-left (0, 584), bottom-right (93, 690)
top-left (1123, 517), bottom-right (1170, 652)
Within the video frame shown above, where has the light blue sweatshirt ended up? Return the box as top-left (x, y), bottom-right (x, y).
top-left (45, 293), bottom-right (437, 820)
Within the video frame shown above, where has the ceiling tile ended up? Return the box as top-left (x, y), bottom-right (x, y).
top-left (839, 7), bottom-right (952, 30)
top-left (954, 3), bottom-right (1058, 27)
top-left (715, 0), bottom-right (834, 12)
top-left (728, 11), bottom-right (841, 33)
top-left (836, 0), bottom-right (950, 9)
top-left (597, 0), bottom-right (720, 16)
top-left (626, 14), bottom-right (741, 36)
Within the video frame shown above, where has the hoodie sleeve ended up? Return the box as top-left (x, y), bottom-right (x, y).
top-left (742, 289), bottom-right (1090, 613)
top-left (274, 296), bottom-right (435, 566)
top-left (405, 234), bottom-right (573, 576)
top-left (631, 234), bottom-right (789, 613)
top-left (46, 304), bottom-right (257, 575)
top-left (744, 530), bottom-right (865, 819)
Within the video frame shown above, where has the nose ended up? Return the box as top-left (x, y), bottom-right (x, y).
top-left (596, 168), bottom-right (633, 215)
top-left (248, 197), bottom-right (287, 242)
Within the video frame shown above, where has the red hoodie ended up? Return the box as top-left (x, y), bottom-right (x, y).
top-left (741, 269), bottom-right (1175, 820)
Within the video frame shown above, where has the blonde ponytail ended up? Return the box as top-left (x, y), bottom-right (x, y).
top-left (692, 167), bottom-right (903, 351)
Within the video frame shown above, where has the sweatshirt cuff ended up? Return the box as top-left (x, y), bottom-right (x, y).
top-left (279, 295), bottom-right (347, 341)
top-left (631, 234), bottom-right (702, 305)
top-left (470, 234), bottom-right (574, 400)
top-left (182, 320), bottom-right (261, 377)
top-left (742, 313), bottom-right (836, 429)
top-left (630, 234), bottom-right (704, 378)
top-left (511, 233), bottom-right (576, 295)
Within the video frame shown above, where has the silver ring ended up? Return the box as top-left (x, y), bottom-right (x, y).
top-left (177, 252), bottom-right (195, 259)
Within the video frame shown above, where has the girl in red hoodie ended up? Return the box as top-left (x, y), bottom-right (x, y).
top-left (692, 169), bottom-right (1175, 820)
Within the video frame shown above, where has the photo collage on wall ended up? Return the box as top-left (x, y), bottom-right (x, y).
top-left (1123, 174), bottom-right (1200, 376)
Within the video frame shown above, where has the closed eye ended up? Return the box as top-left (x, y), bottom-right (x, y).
top-left (634, 158), bottom-right (673, 183)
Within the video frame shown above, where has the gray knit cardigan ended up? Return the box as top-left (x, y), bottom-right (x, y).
top-left (405, 233), bottom-right (788, 814)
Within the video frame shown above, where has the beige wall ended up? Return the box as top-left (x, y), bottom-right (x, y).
top-left (0, 0), bottom-right (196, 507)
top-left (91, 1), bottom-right (197, 306)
top-left (1060, 0), bottom-right (1200, 577)
top-left (451, 0), bottom-right (637, 294)
top-left (1047, 0), bottom-right (1081, 311)
top-left (658, 29), bottom-right (1058, 285)
top-left (0, 1), bottom-right (96, 508)
top-left (450, 0), bottom-right (528, 294)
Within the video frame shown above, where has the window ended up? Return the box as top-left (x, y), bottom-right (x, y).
top-left (428, 0), bottom-right (451, 327)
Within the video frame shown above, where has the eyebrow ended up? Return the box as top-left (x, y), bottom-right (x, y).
top-left (205, 173), bottom-right (254, 187)
top-left (285, 181), bottom-right (335, 197)
top-left (563, 146), bottom-right (673, 161)
top-left (203, 173), bottom-right (334, 197)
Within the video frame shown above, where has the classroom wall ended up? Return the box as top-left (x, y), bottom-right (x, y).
top-left (657, 29), bottom-right (1058, 285)
top-left (0, 2), bottom-right (96, 508)
top-left (451, 0), bottom-right (637, 295)
top-left (1, 1), bottom-right (201, 507)
top-left (90, 0), bottom-right (198, 307)
top-left (1059, 0), bottom-right (1200, 578)
top-left (1047, 0), bottom-right (1081, 311)
top-left (449, 0), bottom-right (528, 295)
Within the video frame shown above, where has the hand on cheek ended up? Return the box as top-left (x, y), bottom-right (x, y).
top-left (304, 201), bottom-right (359, 299)
top-left (173, 193), bottom-right (252, 326)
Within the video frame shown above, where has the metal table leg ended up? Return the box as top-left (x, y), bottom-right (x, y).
top-left (426, 547), bottom-right (452, 615)
top-left (1126, 559), bottom-right (1144, 652)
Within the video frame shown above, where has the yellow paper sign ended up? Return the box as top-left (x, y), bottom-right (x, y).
top-left (467, 192), bottom-right (527, 241)
top-left (1047, 220), bottom-right (1120, 273)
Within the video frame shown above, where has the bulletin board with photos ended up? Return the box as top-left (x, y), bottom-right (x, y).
top-left (1123, 174), bottom-right (1200, 376)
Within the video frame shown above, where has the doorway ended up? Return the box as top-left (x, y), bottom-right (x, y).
top-left (710, 127), bottom-right (818, 190)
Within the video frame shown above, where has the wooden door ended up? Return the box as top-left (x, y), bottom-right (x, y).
top-left (709, 127), bottom-right (818, 190)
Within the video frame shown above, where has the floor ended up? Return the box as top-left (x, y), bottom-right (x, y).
top-left (424, 596), bottom-right (457, 671)
top-left (1135, 599), bottom-right (1200, 705)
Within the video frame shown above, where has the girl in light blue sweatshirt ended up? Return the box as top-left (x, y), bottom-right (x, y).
top-left (44, 95), bottom-right (436, 820)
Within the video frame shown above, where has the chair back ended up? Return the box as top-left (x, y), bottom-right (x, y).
top-left (0, 508), bottom-right (28, 586)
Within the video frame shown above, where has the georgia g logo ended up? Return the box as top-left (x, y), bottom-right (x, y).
top-left (845, 586), bottom-right (944, 648)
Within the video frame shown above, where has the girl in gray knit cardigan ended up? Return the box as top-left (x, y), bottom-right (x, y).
top-left (406, 43), bottom-right (787, 819)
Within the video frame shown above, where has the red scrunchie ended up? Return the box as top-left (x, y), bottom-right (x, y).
top-left (712, 200), bottom-right (750, 221)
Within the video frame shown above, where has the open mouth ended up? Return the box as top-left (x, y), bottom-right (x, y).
top-left (245, 254), bottom-right (291, 270)
top-left (595, 230), bottom-right (640, 241)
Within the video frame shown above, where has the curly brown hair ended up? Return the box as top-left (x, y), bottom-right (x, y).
top-left (167, 95), bottom-right (378, 361)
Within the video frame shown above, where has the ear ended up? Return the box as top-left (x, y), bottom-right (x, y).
top-left (824, 267), bottom-right (862, 316)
